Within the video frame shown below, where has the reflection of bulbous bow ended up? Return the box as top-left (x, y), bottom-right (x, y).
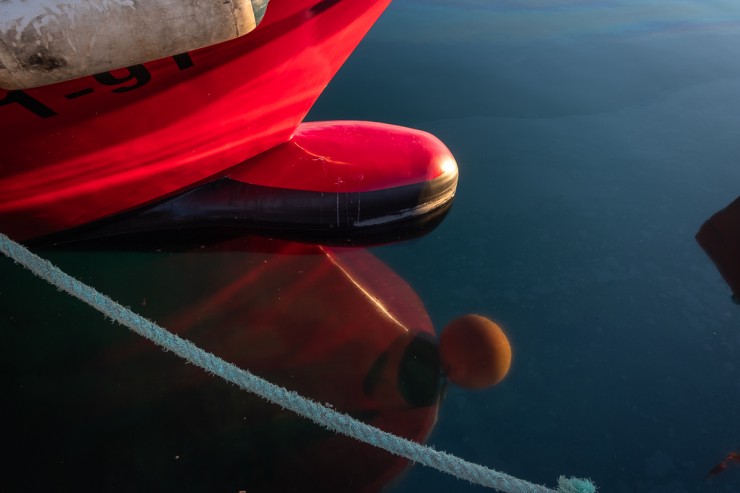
top-left (5, 235), bottom-right (442, 492)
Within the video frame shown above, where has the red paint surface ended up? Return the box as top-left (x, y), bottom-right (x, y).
top-left (0, 0), bottom-right (390, 241)
top-left (228, 120), bottom-right (457, 192)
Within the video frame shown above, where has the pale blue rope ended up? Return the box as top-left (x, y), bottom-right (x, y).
top-left (0, 232), bottom-right (595, 493)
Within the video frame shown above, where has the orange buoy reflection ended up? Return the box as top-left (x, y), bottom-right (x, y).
top-left (439, 314), bottom-right (512, 389)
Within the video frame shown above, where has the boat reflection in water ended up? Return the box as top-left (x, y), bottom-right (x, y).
top-left (5, 232), bottom-right (510, 492)
top-left (697, 196), bottom-right (740, 304)
top-left (697, 196), bottom-right (740, 481)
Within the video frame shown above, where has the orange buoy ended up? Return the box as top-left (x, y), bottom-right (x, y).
top-left (439, 314), bottom-right (512, 389)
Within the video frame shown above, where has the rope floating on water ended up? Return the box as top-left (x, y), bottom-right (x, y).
top-left (0, 232), bottom-right (595, 493)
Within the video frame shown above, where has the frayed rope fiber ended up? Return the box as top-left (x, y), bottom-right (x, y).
top-left (1, 232), bottom-right (595, 493)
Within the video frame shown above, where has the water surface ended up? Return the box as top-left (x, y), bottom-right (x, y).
top-left (3, 1), bottom-right (740, 492)
top-left (310, 1), bottom-right (740, 492)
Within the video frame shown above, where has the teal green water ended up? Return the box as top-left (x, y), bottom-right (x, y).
top-left (3, 1), bottom-right (740, 492)
top-left (309, 1), bottom-right (740, 492)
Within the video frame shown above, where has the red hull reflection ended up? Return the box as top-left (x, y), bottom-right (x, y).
top-left (696, 196), bottom-right (740, 302)
top-left (5, 236), bottom-right (442, 492)
top-left (707, 451), bottom-right (740, 478)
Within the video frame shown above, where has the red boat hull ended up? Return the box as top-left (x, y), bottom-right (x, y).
top-left (0, 0), bottom-right (390, 241)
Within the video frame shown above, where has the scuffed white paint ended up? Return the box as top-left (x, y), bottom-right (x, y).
top-left (0, 0), bottom-right (266, 89)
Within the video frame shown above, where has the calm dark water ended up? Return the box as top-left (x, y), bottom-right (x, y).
top-left (310, 1), bottom-right (740, 492)
top-left (3, 1), bottom-right (740, 492)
